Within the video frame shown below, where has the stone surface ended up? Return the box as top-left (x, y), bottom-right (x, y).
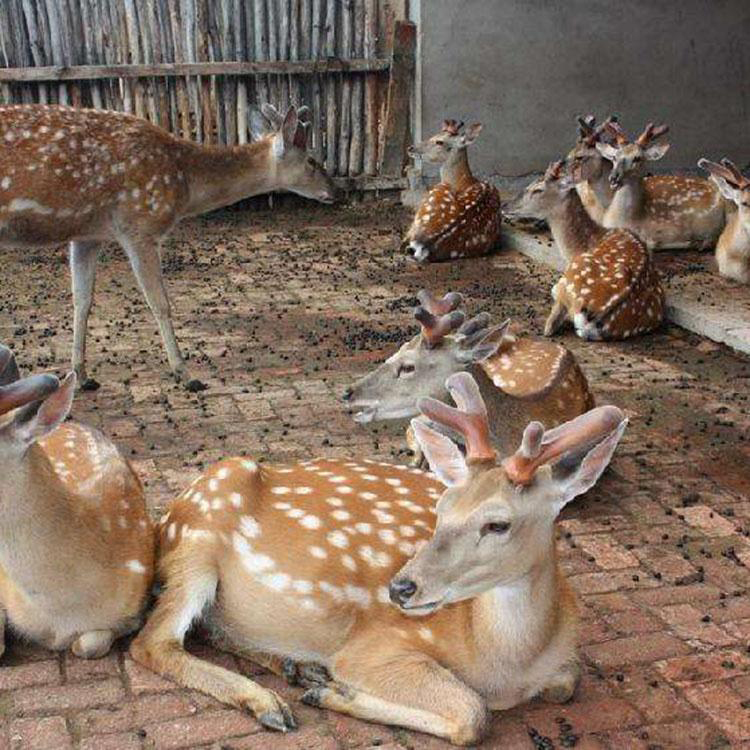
top-left (0, 199), bottom-right (749, 748)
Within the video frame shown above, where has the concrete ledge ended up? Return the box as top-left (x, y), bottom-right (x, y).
top-left (504, 225), bottom-right (750, 356)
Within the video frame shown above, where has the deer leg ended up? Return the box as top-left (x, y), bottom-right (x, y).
top-left (118, 234), bottom-right (201, 389)
top-left (538, 658), bottom-right (581, 704)
top-left (69, 240), bottom-right (100, 387)
top-left (544, 300), bottom-right (569, 337)
top-left (71, 629), bottom-right (115, 659)
top-left (130, 568), bottom-right (295, 732)
top-left (303, 647), bottom-right (487, 746)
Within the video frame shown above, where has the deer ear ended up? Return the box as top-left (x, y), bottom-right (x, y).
top-left (410, 418), bottom-right (469, 487)
top-left (249, 107), bottom-right (273, 141)
top-left (0, 345), bottom-right (20, 386)
top-left (457, 320), bottom-right (511, 363)
top-left (644, 142), bottom-right (670, 161)
top-left (281, 107), bottom-right (300, 148)
top-left (595, 142), bottom-right (618, 162)
top-left (12, 373), bottom-right (76, 445)
top-left (552, 418), bottom-right (627, 512)
top-left (711, 176), bottom-right (742, 203)
top-left (461, 123), bottom-right (483, 146)
top-left (260, 103), bottom-right (284, 129)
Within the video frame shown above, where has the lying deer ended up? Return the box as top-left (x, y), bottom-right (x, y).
top-left (698, 158), bottom-right (750, 284)
top-left (131, 371), bottom-right (626, 744)
top-left (0, 103), bottom-right (336, 390)
top-left (343, 290), bottom-right (594, 463)
top-left (402, 120), bottom-right (502, 262)
top-left (507, 161), bottom-right (665, 340)
top-left (0, 345), bottom-right (153, 658)
top-left (597, 121), bottom-right (725, 250)
top-left (566, 114), bottom-right (618, 223)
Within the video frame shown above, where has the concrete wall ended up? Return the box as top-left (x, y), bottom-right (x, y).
top-left (411, 0), bottom-right (750, 183)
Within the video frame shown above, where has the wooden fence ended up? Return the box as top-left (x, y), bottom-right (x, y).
top-left (0, 0), bottom-right (416, 188)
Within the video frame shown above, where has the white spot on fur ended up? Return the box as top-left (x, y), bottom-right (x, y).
top-left (125, 559), bottom-right (146, 573)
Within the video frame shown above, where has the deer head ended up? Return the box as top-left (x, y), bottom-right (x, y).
top-left (388, 372), bottom-right (626, 613)
top-left (343, 290), bottom-right (511, 423)
top-left (249, 103), bottom-right (338, 204)
top-left (596, 121), bottom-right (670, 189)
top-left (565, 114), bottom-right (619, 183)
top-left (407, 119), bottom-right (483, 165)
top-left (504, 160), bottom-right (577, 220)
top-left (698, 157), bottom-right (750, 210)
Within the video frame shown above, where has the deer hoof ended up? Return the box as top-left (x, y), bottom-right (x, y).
top-left (258, 703), bottom-right (297, 733)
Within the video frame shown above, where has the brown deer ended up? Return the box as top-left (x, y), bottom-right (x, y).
top-left (402, 120), bottom-right (502, 262)
top-left (0, 345), bottom-right (154, 658)
top-left (343, 290), bottom-right (594, 464)
top-left (131, 371), bottom-right (626, 744)
top-left (597, 121), bottom-right (725, 250)
top-left (0, 103), bottom-right (336, 390)
top-left (698, 158), bottom-right (750, 284)
top-left (507, 161), bottom-right (665, 340)
top-left (565, 114), bottom-right (618, 223)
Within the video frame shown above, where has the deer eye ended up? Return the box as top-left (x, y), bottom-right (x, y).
top-left (397, 363), bottom-right (415, 377)
top-left (481, 521), bottom-right (511, 536)
top-left (435, 140), bottom-right (444, 146)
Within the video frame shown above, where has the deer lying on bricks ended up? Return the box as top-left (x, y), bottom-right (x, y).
top-left (343, 289), bottom-right (594, 465)
top-left (698, 158), bottom-right (750, 284)
top-left (597, 121), bottom-right (725, 250)
top-left (402, 120), bottom-right (502, 262)
top-left (0, 103), bottom-right (336, 390)
top-left (565, 114), bottom-right (618, 223)
top-left (0, 345), bottom-right (153, 658)
top-left (131, 371), bottom-right (626, 744)
top-left (507, 161), bottom-right (665, 340)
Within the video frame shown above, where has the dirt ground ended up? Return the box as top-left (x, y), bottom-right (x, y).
top-left (1, 198), bottom-right (750, 750)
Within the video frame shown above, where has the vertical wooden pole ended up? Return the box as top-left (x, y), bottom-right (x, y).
top-left (324, 0), bottom-right (337, 174)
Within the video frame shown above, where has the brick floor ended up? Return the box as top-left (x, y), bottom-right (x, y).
top-left (1, 198), bottom-right (750, 749)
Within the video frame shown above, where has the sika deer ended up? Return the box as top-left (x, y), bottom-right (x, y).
top-left (698, 158), bottom-right (750, 284)
top-left (0, 345), bottom-right (153, 658)
top-left (566, 115), bottom-right (618, 223)
top-left (0, 103), bottom-right (336, 390)
top-left (402, 120), bottom-right (502, 262)
top-left (597, 121), bottom-right (725, 250)
top-left (343, 290), bottom-right (593, 464)
top-left (131, 371), bottom-right (626, 744)
top-left (507, 161), bottom-right (665, 340)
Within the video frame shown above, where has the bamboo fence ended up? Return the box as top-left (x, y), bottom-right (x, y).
top-left (0, 0), bottom-right (415, 187)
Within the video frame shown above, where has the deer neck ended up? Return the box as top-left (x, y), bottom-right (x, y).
top-left (440, 149), bottom-right (476, 191)
top-left (548, 190), bottom-right (605, 261)
top-left (471, 540), bottom-right (560, 658)
top-left (0, 446), bottom-right (84, 589)
top-left (588, 160), bottom-right (616, 211)
top-left (608, 174), bottom-right (645, 220)
top-left (178, 139), bottom-right (276, 217)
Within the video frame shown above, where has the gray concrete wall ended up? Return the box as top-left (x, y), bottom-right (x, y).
top-left (411, 0), bottom-right (750, 183)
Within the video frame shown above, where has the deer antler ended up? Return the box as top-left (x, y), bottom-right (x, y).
top-left (442, 119), bottom-right (464, 136)
top-left (636, 122), bottom-right (669, 147)
top-left (414, 306), bottom-right (465, 348)
top-left (544, 160), bottom-right (566, 181)
top-left (501, 405), bottom-right (625, 485)
top-left (720, 158), bottom-right (750, 189)
top-left (416, 289), bottom-right (464, 316)
top-left (0, 373), bottom-right (60, 417)
top-left (604, 119), bottom-right (629, 145)
top-left (418, 372), bottom-right (495, 462)
top-left (577, 114), bottom-right (597, 140)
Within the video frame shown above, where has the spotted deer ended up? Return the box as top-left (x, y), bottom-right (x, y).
top-left (344, 290), bottom-right (594, 464)
top-left (698, 158), bottom-right (750, 284)
top-left (0, 345), bottom-right (154, 658)
top-left (131, 371), bottom-right (626, 744)
top-left (0, 103), bottom-right (336, 390)
top-left (566, 114), bottom-right (618, 223)
top-left (402, 120), bottom-right (502, 262)
top-left (597, 121), bottom-right (725, 250)
top-left (507, 161), bottom-right (665, 340)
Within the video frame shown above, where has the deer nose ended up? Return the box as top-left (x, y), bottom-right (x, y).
top-left (341, 387), bottom-right (353, 402)
top-left (389, 578), bottom-right (417, 606)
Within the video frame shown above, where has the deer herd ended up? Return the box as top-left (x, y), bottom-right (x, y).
top-left (0, 99), bottom-right (742, 746)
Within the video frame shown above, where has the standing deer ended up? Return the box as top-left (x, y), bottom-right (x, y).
top-left (596, 121), bottom-right (725, 250)
top-left (506, 161), bottom-right (665, 340)
top-left (402, 120), bottom-right (502, 262)
top-left (0, 345), bottom-right (154, 658)
top-left (565, 114), bottom-right (618, 223)
top-left (343, 290), bottom-right (594, 463)
top-left (0, 103), bottom-right (336, 390)
top-left (131, 371), bottom-right (626, 745)
top-left (698, 158), bottom-right (750, 284)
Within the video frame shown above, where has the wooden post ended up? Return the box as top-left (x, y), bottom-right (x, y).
top-left (379, 20), bottom-right (415, 176)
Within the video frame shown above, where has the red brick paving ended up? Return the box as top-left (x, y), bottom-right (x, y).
top-left (1, 198), bottom-right (750, 748)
